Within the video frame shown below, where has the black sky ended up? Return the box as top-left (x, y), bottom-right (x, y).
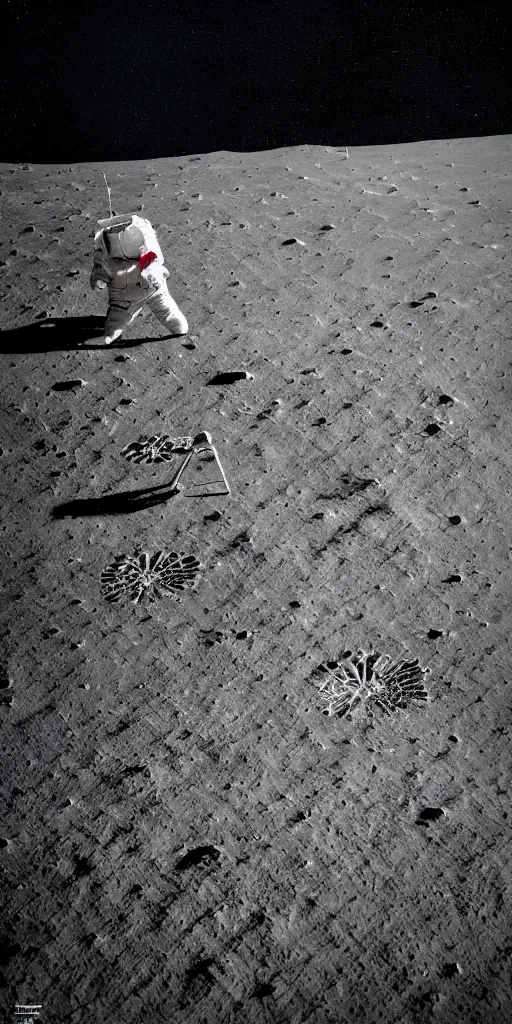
top-left (1, 0), bottom-right (510, 162)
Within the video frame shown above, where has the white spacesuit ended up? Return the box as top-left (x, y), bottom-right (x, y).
top-left (90, 214), bottom-right (188, 344)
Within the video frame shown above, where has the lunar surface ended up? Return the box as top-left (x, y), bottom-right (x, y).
top-left (0, 136), bottom-right (511, 1022)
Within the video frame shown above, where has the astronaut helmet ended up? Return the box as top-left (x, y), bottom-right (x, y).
top-left (95, 214), bottom-right (163, 262)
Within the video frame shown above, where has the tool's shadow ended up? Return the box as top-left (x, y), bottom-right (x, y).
top-left (52, 480), bottom-right (180, 518)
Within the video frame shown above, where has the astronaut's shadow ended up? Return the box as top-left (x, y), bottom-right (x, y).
top-left (0, 315), bottom-right (170, 353)
top-left (52, 480), bottom-right (181, 518)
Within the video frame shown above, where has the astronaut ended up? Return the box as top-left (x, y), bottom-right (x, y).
top-left (90, 213), bottom-right (188, 344)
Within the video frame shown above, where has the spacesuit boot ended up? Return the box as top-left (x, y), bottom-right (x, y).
top-left (90, 214), bottom-right (188, 343)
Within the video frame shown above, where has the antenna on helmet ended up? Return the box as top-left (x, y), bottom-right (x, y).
top-left (103, 171), bottom-right (113, 218)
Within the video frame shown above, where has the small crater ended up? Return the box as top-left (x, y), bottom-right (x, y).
top-left (442, 962), bottom-right (462, 978)
top-left (417, 807), bottom-right (445, 823)
top-left (42, 627), bottom-right (60, 638)
top-left (206, 370), bottom-right (253, 385)
top-left (447, 515), bottom-right (462, 525)
top-left (73, 853), bottom-right (94, 877)
top-left (0, 942), bottom-right (21, 963)
top-left (252, 982), bottom-right (275, 999)
top-left (318, 472), bottom-right (376, 501)
top-left (51, 380), bottom-right (86, 391)
top-left (438, 394), bottom-right (453, 405)
top-left (175, 845), bottom-right (220, 871)
top-left (340, 348), bottom-right (352, 355)
top-left (21, 224), bottom-right (36, 233)
top-left (200, 629), bottom-right (224, 647)
top-left (427, 628), bottom-right (444, 639)
top-left (204, 509), bottom-right (222, 521)
top-left (226, 530), bottom-right (252, 554)
top-left (442, 573), bottom-right (462, 584)
top-left (370, 320), bottom-right (384, 327)
top-left (424, 423), bottom-right (442, 436)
